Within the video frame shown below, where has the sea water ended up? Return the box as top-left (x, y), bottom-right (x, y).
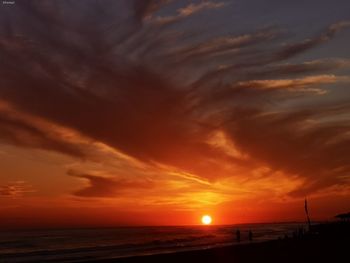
top-left (0, 223), bottom-right (305, 262)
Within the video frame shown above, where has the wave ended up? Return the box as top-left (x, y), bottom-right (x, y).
top-left (0, 234), bottom-right (219, 262)
top-left (0, 223), bottom-right (304, 262)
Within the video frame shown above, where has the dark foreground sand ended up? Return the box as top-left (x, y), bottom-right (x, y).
top-left (85, 222), bottom-right (350, 263)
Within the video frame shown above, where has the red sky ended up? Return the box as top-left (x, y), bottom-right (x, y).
top-left (0, 0), bottom-right (350, 228)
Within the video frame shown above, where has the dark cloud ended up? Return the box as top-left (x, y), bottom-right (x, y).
top-left (222, 106), bottom-right (350, 196)
top-left (68, 170), bottom-right (154, 197)
top-left (0, 1), bottom-right (349, 198)
top-left (0, 108), bottom-right (89, 158)
top-left (234, 59), bottom-right (350, 81)
top-left (191, 23), bottom-right (350, 86)
top-left (163, 29), bottom-right (277, 67)
top-left (133, 0), bottom-right (171, 23)
top-left (275, 21), bottom-right (350, 61)
top-left (152, 1), bottom-right (226, 25)
top-left (0, 181), bottom-right (34, 197)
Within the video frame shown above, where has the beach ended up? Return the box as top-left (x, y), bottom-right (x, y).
top-left (96, 239), bottom-right (347, 263)
top-left (88, 223), bottom-right (350, 263)
top-left (1, 222), bottom-right (348, 262)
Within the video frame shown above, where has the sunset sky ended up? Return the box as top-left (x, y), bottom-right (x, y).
top-left (0, 0), bottom-right (349, 228)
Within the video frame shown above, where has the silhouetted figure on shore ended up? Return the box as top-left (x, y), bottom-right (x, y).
top-left (292, 227), bottom-right (305, 239)
top-left (248, 230), bottom-right (253, 241)
top-left (236, 229), bottom-right (241, 242)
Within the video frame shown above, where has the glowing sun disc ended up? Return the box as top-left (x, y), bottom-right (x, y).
top-left (201, 215), bottom-right (212, 225)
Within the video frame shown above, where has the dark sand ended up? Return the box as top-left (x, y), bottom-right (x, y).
top-left (85, 222), bottom-right (350, 263)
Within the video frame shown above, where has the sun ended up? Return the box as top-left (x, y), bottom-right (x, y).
top-left (201, 215), bottom-right (212, 225)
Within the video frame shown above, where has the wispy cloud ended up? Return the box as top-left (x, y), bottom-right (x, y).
top-left (0, 181), bottom-right (35, 198)
top-left (179, 1), bottom-right (225, 16)
top-left (68, 170), bottom-right (154, 197)
top-left (152, 1), bottom-right (226, 25)
top-left (236, 74), bottom-right (349, 94)
top-left (0, 1), bottom-right (349, 207)
top-left (133, 0), bottom-right (172, 22)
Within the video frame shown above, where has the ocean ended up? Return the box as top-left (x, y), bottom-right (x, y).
top-left (0, 223), bottom-right (305, 262)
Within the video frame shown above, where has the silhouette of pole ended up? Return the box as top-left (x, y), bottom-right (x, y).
top-left (236, 229), bottom-right (241, 242)
top-left (304, 197), bottom-right (311, 231)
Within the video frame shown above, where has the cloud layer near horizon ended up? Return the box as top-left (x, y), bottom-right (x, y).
top-left (0, 0), bottom-right (349, 207)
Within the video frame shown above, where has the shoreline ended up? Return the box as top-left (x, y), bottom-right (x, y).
top-left (2, 222), bottom-right (348, 263)
top-left (81, 222), bottom-right (349, 263)
top-left (81, 237), bottom-right (349, 263)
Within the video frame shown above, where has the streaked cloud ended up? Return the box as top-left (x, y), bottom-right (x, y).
top-left (0, 0), bottom-right (349, 215)
top-left (133, 0), bottom-right (172, 22)
top-left (68, 170), bottom-right (154, 197)
top-left (178, 1), bottom-right (225, 16)
top-left (152, 1), bottom-right (226, 25)
top-left (0, 181), bottom-right (35, 198)
top-left (236, 74), bottom-right (349, 94)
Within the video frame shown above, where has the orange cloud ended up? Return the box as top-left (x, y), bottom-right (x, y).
top-left (0, 181), bottom-right (35, 198)
top-left (152, 1), bottom-right (226, 25)
top-left (236, 74), bottom-right (349, 94)
top-left (0, 1), bottom-right (349, 226)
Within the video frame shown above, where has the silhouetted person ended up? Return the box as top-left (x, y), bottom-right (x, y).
top-left (248, 230), bottom-right (253, 241)
top-left (236, 229), bottom-right (241, 242)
